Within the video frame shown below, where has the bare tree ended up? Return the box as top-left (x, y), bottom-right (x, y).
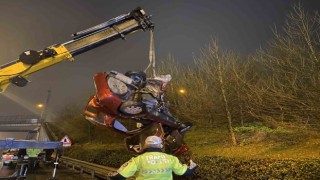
top-left (250, 4), bottom-right (320, 128)
top-left (196, 40), bottom-right (238, 145)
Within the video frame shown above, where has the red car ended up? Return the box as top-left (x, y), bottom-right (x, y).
top-left (2, 149), bottom-right (19, 167)
top-left (84, 71), bottom-right (192, 156)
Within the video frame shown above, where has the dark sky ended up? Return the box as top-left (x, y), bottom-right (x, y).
top-left (0, 0), bottom-right (319, 118)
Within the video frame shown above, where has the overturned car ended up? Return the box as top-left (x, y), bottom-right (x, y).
top-left (84, 70), bottom-right (192, 156)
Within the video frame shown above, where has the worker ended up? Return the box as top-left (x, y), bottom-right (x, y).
top-left (26, 148), bottom-right (42, 158)
top-left (26, 148), bottom-right (42, 169)
top-left (110, 135), bottom-right (197, 180)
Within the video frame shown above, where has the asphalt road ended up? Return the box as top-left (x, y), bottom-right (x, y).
top-left (0, 150), bottom-right (16, 178)
top-left (0, 159), bottom-right (92, 179)
top-left (26, 163), bottom-right (93, 180)
top-left (0, 163), bottom-right (16, 178)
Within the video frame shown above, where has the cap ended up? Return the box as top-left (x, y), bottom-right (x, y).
top-left (145, 136), bottom-right (162, 145)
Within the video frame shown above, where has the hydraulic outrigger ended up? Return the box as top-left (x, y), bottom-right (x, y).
top-left (0, 7), bottom-right (153, 92)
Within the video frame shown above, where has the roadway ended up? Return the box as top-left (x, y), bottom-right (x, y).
top-left (0, 150), bottom-right (15, 178)
top-left (26, 163), bottom-right (93, 179)
top-left (0, 158), bottom-right (92, 179)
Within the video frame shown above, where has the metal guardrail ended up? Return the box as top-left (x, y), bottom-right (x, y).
top-left (43, 122), bottom-right (59, 141)
top-left (60, 156), bottom-right (117, 179)
top-left (0, 115), bottom-right (41, 124)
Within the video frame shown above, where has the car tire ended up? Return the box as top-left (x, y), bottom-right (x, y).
top-left (125, 71), bottom-right (147, 88)
top-left (107, 77), bottom-right (128, 96)
top-left (119, 100), bottom-right (146, 115)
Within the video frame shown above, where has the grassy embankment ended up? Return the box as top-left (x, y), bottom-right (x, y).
top-left (49, 119), bottom-right (320, 162)
top-left (49, 121), bottom-right (320, 179)
top-left (186, 126), bottom-right (320, 160)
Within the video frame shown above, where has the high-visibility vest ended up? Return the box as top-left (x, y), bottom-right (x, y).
top-left (117, 151), bottom-right (187, 180)
top-left (26, 149), bottom-right (42, 158)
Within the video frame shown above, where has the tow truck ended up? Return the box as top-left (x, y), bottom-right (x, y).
top-left (0, 139), bottom-right (62, 179)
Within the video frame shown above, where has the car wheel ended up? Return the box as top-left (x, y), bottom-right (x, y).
top-left (120, 100), bottom-right (146, 115)
top-left (107, 77), bottom-right (128, 96)
top-left (125, 71), bottom-right (147, 88)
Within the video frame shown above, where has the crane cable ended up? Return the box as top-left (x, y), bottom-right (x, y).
top-left (144, 30), bottom-right (156, 77)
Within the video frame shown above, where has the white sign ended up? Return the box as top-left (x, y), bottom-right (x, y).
top-left (30, 119), bottom-right (38, 124)
top-left (60, 135), bottom-right (72, 147)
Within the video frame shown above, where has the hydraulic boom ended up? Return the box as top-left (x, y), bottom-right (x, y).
top-left (0, 7), bottom-right (153, 92)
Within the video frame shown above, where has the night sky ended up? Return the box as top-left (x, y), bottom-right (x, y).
top-left (0, 0), bottom-right (319, 119)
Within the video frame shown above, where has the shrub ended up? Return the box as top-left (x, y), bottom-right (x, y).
top-left (63, 144), bottom-right (133, 168)
top-left (64, 145), bottom-right (320, 180)
top-left (190, 156), bottom-right (320, 180)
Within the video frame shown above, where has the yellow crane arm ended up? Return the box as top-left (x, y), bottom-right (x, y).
top-left (0, 46), bottom-right (72, 92)
top-left (0, 7), bottom-right (153, 92)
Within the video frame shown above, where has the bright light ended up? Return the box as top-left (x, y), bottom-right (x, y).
top-left (178, 89), bottom-right (186, 94)
top-left (37, 104), bottom-right (44, 108)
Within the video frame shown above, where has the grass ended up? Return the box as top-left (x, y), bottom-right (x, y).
top-left (57, 123), bottom-right (320, 180)
top-left (61, 124), bottom-right (320, 168)
top-left (185, 126), bottom-right (320, 160)
top-left (63, 142), bottom-right (133, 168)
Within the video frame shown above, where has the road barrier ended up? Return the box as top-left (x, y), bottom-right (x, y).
top-left (0, 115), bottom-right (41, 125)
top-left (60, 156), bottom-right (117, 179)
top-left (43, 122), bottom-right (59, 141)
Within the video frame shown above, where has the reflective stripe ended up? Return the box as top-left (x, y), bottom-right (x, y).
top-left (141, 168), bottom-right (172, 174)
